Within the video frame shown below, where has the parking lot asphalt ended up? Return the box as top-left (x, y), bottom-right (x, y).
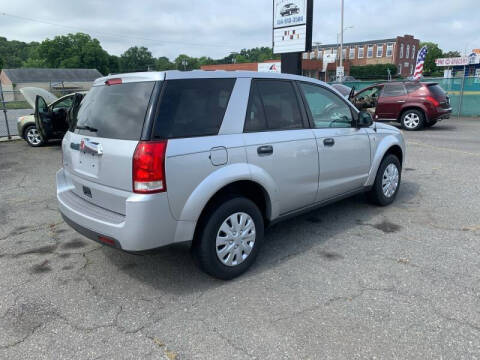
top-left (1, 118), bottom-right (480, 359)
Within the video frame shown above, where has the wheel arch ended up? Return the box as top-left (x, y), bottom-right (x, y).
top-left (365, 136), bottom-right (405, 187)
top-left (398, 105), bottom-right (428, 122)
top-left (192, 179), bottom-right (273, 243)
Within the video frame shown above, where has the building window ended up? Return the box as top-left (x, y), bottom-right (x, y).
top-left (386, 43), bottom-right (394, 57)
top-left (400, 44), bottom-right (404, 59)
top-left (410, 64), bottom-right (414, 75)
top-left (332, 49), bottom-right (337, 59)
top-left (367, 45), bottom-right (374, 58)
top-left (358, 46), bottom-right (364, 58)
top-left (302, 52), bottom-right (309, 59)
top-left (349, 47), bottom-right (355, 59)
top-left (406, 45), bottom-right (410, 59)
top-left (342, 48), bottom-right (346, 60)
top-left (398, 63), bottom-right (402, 74)
top-left (412, 45), bottom-right (416, 60)
top-left (317, 50), bottom-right (323, 59)
top-left (376, 44), bottom-right (384, 57)
top-left (310, 51), bottom-right (315, 59)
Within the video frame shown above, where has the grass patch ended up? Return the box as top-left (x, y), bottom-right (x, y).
top-left (2, 101), bottom-right (30, 110)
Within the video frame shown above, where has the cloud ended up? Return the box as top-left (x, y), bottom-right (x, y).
top-left (0, 0), bottom-right (477, 60)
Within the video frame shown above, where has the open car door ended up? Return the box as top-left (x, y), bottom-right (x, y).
top-left (34, 95), bottom-right (53, 139)
top-left (67, 93), bottom-right (84, 132)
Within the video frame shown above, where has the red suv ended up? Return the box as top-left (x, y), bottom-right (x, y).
top-left (351, 82), bottom-right (452, 130)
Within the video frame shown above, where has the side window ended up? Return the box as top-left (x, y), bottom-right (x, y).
top-left (244, 80), bottom-right (303, 132)
top-left (153, 78), bottom-right (235, 139)
top-left (299, 83), bottom-right (353, 129)
top-left (244, 84), bottom-right (267, 132)
top-left (405, 83), bottom-right (422, 93)
top-left (53, 97), bottom-right (73, 109)
top-left (382, 83), bottom-right (407, 97)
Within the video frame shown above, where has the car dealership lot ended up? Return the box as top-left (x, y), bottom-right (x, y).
top-left (1, 119), bottom-right (480, 359)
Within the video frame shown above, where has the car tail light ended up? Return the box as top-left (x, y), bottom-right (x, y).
top-left (132, 141), bottom-right (167, 194)
top-left (426, 96), bottom-right (440, 107)
top-left (105, 78), bottom-right (122, 86)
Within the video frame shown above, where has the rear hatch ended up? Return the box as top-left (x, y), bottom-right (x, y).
top-left (62, 79), bottom-right (158, 215)
top-left (427, 83), bottom-right (450, 109)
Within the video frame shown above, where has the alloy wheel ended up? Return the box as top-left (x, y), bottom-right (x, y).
top-left (26, 127), bottom-right (42, 145)
top-left (403, 113), bottom-right (420, 129)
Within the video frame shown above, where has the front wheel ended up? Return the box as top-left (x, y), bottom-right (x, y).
top-left (192, 197), bottom-right (264, 280)
top-left (24, 125), bottom-right (44, 147)
top-left (401, 110), bottom-right (424, 131)
top-left (367, 154), bottom-right (401, 206)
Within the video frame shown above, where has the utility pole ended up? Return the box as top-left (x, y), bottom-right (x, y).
top-left (340, 0), bottom-right (344, 69)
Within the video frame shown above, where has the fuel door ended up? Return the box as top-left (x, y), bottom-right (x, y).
top-left (209, 146), bottom-right (228, 166)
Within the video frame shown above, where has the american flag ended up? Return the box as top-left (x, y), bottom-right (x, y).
top-left (413, 46), bottom-right (428, 80)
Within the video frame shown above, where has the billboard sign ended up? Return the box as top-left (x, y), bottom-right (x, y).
top-left (258, 62), bottom-right (282, 73)
top-left (273, 0), bottom-right (312, 54)
top-left (436, 57), bottom-right (470, 66)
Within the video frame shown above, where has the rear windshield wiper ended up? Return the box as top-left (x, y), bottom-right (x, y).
top-left (76, 125), bottom-right (98, 132)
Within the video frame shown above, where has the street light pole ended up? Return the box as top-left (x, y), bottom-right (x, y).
top-left (339, 0), bottom-right (344, 69)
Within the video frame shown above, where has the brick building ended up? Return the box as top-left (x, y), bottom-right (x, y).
top-left (200, 35), bottom-right (420, 81)
top-left (303, 35), bottom-right (420, 80)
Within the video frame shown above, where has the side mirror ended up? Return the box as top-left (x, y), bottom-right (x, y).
top-left (357, 111), bottom-right (373, 128)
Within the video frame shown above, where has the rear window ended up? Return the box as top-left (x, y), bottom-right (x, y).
top-left (75, 81), bottom-right (155, 140)
top-left (153, 78), bottom-right (235, 139)
top-left (427, 84), bottom-right (446, 98)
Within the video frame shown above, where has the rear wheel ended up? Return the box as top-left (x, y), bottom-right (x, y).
top-left (24, 125), bottom-right (44, 147)
top-left (192, 197), bottom-right (264, 280)
top-left (367, 154), bottom-right (401, 206)
top-left (401, 109), bottom-right (424, 131)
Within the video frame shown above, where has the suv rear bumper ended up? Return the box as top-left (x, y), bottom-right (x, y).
top-left (56, 168), bottom-right (191, 251)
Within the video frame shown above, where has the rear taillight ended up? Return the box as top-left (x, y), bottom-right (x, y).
top-left (132, 141), bottom-right (167, 194)
top-left (426, 96), bottom-right (440, 107)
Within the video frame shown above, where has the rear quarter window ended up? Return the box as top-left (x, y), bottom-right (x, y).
top-left (427, 84), bottom-right (446, 97)
top-left (153, 78), bottom-right (235, 139)
top-left (75, 81), bottom-right (155, 140)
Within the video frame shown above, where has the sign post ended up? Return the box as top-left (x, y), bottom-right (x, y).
top-left (273, 0), bottom-right (313, 75)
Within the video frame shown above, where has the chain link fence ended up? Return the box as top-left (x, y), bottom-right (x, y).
top-left (340, 76), bottom-right (480, 118)
top-left (0, 86), bottom-right (75, 139)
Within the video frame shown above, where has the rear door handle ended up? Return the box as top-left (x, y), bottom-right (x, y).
top-left (323, 138), bottom-right (335, 147)
top-left (396, 100), bottom-right (406, 103)
top-left (257, 145), bottom-right (273, 155)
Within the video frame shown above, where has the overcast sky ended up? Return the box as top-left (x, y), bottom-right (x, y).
top-left (0, 0), bottom-right (478, 59)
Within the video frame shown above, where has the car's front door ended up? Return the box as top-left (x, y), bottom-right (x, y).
top-left (298, 82), bottom-right (371, 202)
top-left (243, 79), bottom-right (319, 214)
top-left (375, 83), bottom-right (407, 119)
top-left (34, 95), bottom-right (53, 139)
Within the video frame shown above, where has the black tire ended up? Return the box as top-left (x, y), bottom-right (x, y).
top-left (425, 120), bottom-right (437, 128)
top-left (24, 125), bottom-right (44, 147)
top-left (367, 154), bottom-right (402, 206)
top-left (192, 197), bottom-right (264, 280)
top-left (400, 109), bottom-right (425, 131)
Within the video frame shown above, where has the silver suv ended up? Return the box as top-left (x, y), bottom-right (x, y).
top-left (56, 71), bottom-right (405, 279)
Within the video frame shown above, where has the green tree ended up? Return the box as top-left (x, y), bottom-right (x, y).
top-left (443, 50), bottom-right (461, 58)
top-left (350, 64), bottom-right (397, 80)
top-left (108, 55), bottom-right (120, 74)
top-left (22, 58), bottom-right (47, 68)
top-left (420, 42), bottom-right (443, 76)
top-left (155, 56), bottom-right (175, 71)
top-left (0, 37), bottom-right (39, 69)
top-left (174, 54), bottom-right (199, 71)
top-left (119, 46), bottom-right (155, 72)
top-left (35, 33), bottom-right (110, 74)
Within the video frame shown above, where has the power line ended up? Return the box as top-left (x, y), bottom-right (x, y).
top-left (0, 11), bottom-right (236, 50)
